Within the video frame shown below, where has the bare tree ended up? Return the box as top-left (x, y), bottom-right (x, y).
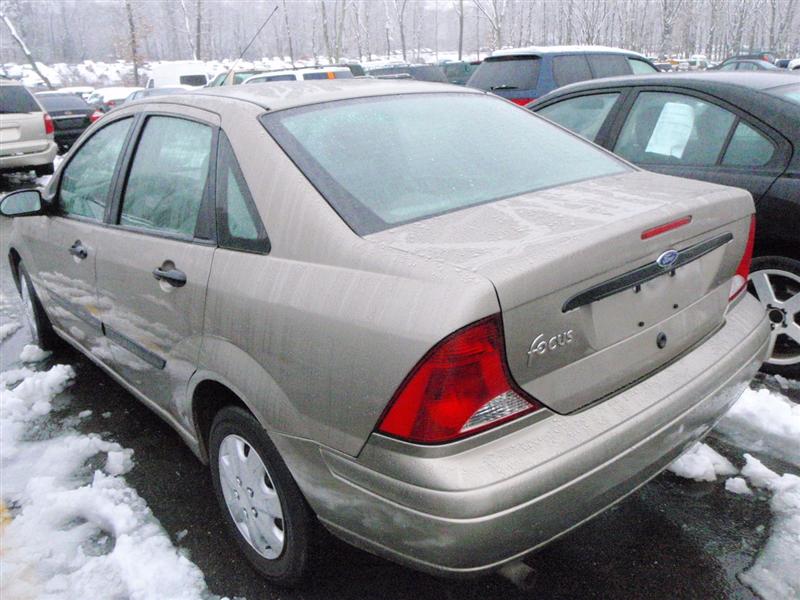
top-left (473, 0), bottom-right (506, 50)
top-left (195, 0), bottom-right (203, 60)
top-left (659, 0), bottom-right (685, 55)
top-left (178, 0), bottom-right (197, 59)
top-left (124, 0), bottom-right (140, 85)
top-left (392, 0), bottom-right (409, 61)
top-left (0, 2), bottom-right (54, 88)
top-left (456, 0), bottom-right (464, 59)
top-left (283, 0), bottom-right (295, 65)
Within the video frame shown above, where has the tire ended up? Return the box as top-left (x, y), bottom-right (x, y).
top-left (17, 262), bottom-right (60, 351)
top-left (209, 406), bottom-right (314, 586)
top-left (748, 255), bottom-right (800, 380)
top-left (34, 163), bottom-right (54, 177)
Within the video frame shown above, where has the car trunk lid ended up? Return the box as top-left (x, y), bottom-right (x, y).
top-left (369, 171), bottom-right (754, 414)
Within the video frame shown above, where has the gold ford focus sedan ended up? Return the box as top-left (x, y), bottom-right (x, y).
top-left (0, 80), bottom-right (769, 586)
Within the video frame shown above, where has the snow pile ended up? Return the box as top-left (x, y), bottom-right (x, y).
top-left (19, 344), bottom-right (51, 363)
top-left (716, 387), bottom-right (800, 466)
top-left (0, 322), bottom-right (21, 342)
top-left (736, 454), bottom-right (800, 599)
top-left (667, 442), bottom-right (737, 482)
top-left (0, 355), bottom-right (213, 599)
top-left (724, 477), bottom-right (752, 495)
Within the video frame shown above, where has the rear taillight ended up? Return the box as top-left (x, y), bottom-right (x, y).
top-left (510, 97), bottom-right (535, 106)
top-left (106, 100), bottom-right (116, 108)
top-left (377, 315), bottom-right (541, 444)
top-left (729, 215), bottom-right (756, 301)
top-left (43, 113), bottom-right (54, 135)
top-left (89, 110), bottom-right (103, 123)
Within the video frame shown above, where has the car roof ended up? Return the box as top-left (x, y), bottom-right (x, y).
top-left (490, 45), bottom-right (646, 59)
top-left (149, 79), bottom-right (478, 111)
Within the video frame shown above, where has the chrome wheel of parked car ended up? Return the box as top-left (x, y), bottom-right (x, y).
top-left (218, 433), bottom-right (285, 559)
top-left (749, 256), bottom-right (800, 378)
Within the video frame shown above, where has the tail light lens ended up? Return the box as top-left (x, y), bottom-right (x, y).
top-left (377, 315), bottom-right (541, 444)
top-left (729, 215), bottom-right (756, 301)
top-left (43, 113), bottom-right (54, 135)
top-left (510, 97), bottom-right (535, 106)
top-left (89, 110), bottom-right (103, 123)
top-left (106, 100), bottom-right (116, 108)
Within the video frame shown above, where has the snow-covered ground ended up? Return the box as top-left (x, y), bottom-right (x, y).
top-left (0, 338), bottom-right (216, 598)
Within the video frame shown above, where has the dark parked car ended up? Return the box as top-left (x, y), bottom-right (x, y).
top-left (365, 64), bottom-right (448, 83)
top-left (531, 72), bottom-right (800, 376)
top-left (467, 46), bottom-right (659, 105)
top-left (35, 92), bottom-right (101, 152)
top-left (124, 87), bottom-right (188, 102)
top-left (714, 59), bottom-right (781, 72)
top-left (440, 60), bottom-right (481, 85)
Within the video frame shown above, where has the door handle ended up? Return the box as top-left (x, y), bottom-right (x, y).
top-left (68, 240), bottom-right (88, 260)
top-left (152, 266), bottom-right (187, 288)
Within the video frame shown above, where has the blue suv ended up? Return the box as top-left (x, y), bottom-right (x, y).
top-left (467, 46), bottom-right (659, 105)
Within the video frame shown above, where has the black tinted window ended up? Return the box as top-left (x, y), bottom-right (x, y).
top-left (0, 86), bottom-right (39, 113)
top-left (537, 93), bottom-right (620, 141)
top-left (552, 55), bottom-right (592, 87)
top-left (408, 66), bottom-right (447, 82)
top-left (722, 122), bottom-right (775, 166)
top-left (36, 94), bottom-right (89, 111)
top-left (120, 116), bottom-right (212, 237)
top-left (587, 54), bottom-right (632, 78)
top-left (179, 74), bottom-right (207, 86)
top-left (467, 57), bottom-right (541, 91)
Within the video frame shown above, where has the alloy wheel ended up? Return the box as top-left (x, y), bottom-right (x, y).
top-left (748, 268), bottom-right (800, 366)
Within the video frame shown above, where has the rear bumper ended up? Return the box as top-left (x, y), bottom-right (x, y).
top-left (272, 295), bottom-right (769, 576)
top-left (0, 141), bottom-right (57, 171)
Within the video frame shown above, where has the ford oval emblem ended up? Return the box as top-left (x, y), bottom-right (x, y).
top-left (656, 250), bottom-right (679, 268)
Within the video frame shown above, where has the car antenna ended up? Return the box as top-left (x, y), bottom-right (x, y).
top-left (223, 5), bottom-right (279, 86)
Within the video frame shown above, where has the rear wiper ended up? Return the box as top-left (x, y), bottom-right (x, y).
top-left (490, 84), bottom-right (518, 90)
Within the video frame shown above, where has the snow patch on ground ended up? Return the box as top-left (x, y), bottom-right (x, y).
top-left (724, 477), bottom-right (752, 495)
top-left (737, 454), bottom-right (800, 600)
top-left (716, 387), bottom-right (800, 466)
top-left (667, 442), bottom-right (738, 482)
top-left (0, 322), bottom-right (21, 342)
top-left (19, 344), bottom-right (52, 363)
top-left (0, 353), bottom-right (214, 599)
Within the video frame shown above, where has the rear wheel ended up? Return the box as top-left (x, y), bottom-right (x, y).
top-left (18, 262), bottom-right (59, 351)
top-left (748, 256), bottom-right (800, 380)
top-left (209, 406), bottom-right (314, 586)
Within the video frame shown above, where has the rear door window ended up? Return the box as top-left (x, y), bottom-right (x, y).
top-left (0, 86), bottom-right (40, 113)
top-left (587, 54), bottom-right (633, 78)
top-left (467, 56), bottom-right (541, 91)
top-left (537, 93), bottom-right (620, 141)
top-left (614, 92), bottom-right (735, 165)
top-left (60, 118), bottom-right (133, 220)
top-left (552, 55), bottom-right (592, 87)
top-left (119, 116), bottom-right (213, 237)
top-left (628, 58), bottom-right (658, 74)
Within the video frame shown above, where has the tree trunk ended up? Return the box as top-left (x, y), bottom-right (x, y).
top-left (283, 0), bottom-right (295, 65)
top-left (458, 0), bottom-right (464, 60)
top-left (178, 0), bottom-right (197, 60)
top-left (195, 0), bottom-right (202, 60)
top-left (0, 9), bottom-right (54, 89)
top-left (321, 1), bottom-right (334, 63)
top-left (124, 0), bottom-right (140, 85)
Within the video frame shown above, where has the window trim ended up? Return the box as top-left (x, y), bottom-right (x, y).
top-left (215, 131), bottom-right (270, 254)
top-left (108, 111), bottom-right (219, 244)
top-left (607, 86), bottom-right (788, 171)
top-left (54, 114), bottom-right (137, 224)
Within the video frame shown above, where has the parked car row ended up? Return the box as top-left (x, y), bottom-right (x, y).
top-left (0, 76), bottom-right (777, 588)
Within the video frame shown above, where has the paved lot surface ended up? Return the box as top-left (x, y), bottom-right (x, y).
top-left (1, 172), bottom-right (797, 599)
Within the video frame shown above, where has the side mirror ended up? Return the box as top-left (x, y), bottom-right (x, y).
top-left (0, 189), bottom-right (44, 217)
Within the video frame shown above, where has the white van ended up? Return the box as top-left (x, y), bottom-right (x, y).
top-left (146, 61), bottom-right (209, 88)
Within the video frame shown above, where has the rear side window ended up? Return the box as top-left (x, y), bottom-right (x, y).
top-left (120, 116), bottom-right (212, 237)
top-left (629, 58), bottom-right (658, 74)
top-left (587, 54), bottom-right (632, 78)
top-left (60, 118), bottom-right (132, 220)
top-left (722, 122), bottom-right (775, 166)
top-left (467, 57), bottom-right (541, 91)
top-left (614, 92), bottom-right (735, 165)
top-left (408, 66), bottom-right (448, 83)
top-left (256, 74), bottom-right (296, 82)
top-left (179, 74), bottom-right (207, 86)
top-left (552, 55), bottom-right (592, 87)
top-left (215, 132), bottom-right (269, 253)
top-left (537, 93), bottom-right (620, 142)
top-left (262, 93), bottom-right (628, 234)
top-left (0, 86), bottom-right (40, 113)
top-left (36, 94), bottom-right (89, 111)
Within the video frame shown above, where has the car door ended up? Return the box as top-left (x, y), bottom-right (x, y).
top-left (27, 115), bottom-right (134, 359)
top-left (607, 88), bottom-right (790, 200)
top-left (93, 106), bottom-right (218, 417)
top-left (534, 90), bottom-right (628, 144)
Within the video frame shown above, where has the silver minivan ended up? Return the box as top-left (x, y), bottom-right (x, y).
top-left (0, 81), bottom-right (770, 586)
top-left (0, 81), bottom-right (58, 176)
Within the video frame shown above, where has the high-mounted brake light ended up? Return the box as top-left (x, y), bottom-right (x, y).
top-left (641, 216), bottom-right (692, 240)
top-left (377, 315), bottom-right (541, 444)
top-left (729, 215), bottom-right (756, 301)
top-left (510, 97), bottom-right (535, 106)
top-left (89, 110), bottom-right (103, 123)
top-left (43, 113), bottom-right (54, 136)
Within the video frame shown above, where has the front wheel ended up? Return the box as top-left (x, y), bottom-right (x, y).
top-left (209, 406), bottom-right (314, 586)
top-left (18, 262), bottom-right (59, 351)
top-left (748, 255), bottom-right (800, 380)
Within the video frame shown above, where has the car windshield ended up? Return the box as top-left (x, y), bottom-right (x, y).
top-left (36, 94), bottom-right (89, 111)
top-left (467, 56), bottom-right (541, 91)
top-left (0, 85), bottom-right (40, 113)
top-left (767, 83), bottom-right (800, 105)
top-left (262, 93), bottom-right (629, 234)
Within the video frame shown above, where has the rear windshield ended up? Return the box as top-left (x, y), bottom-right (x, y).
top-left (262, 93), bottom-right (629, 234)
top-left (0, 85), bottom-right (40, 114)
top-left (467, 56), bottom-right (541, 91)
top-left (767, 83), bottom-right (800, 105)
top-left (179, 74), bottom-right (207, 86)
top-left (408, 66), bottom-right (447, 82)
top-left (36, 94), bottom-right (89, 111)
